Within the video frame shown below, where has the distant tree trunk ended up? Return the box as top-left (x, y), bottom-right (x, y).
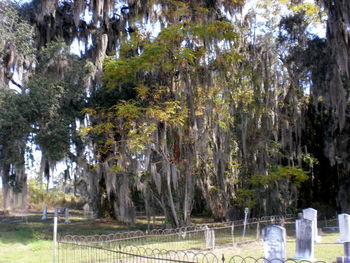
top-left (21, 176), bottom-right (27, 210)
top-left (315, 0), bottom-right (350, 211)
top-left (89, 166), bottom-right (104, 218)
top-left (1, 175), bottom-right (9, 210)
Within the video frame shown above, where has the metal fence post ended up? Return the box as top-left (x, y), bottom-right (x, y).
top-left (53, 215), bottom-right (58, 263)
top-left (231, 222), bottom-right (235, 245)
top-left (242, 207), bottom-right (249, 240)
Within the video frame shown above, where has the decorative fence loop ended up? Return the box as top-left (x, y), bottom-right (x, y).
top-left (57, 242), bottom-right (328, 263)
top-left (57, 215), bottom-right (311, 263)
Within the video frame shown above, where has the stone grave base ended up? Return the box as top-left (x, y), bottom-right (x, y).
top-left (337, 257), bottom-right (350, 263)
top-left (336, 239), bottom-right (350, 244)
top-left (323, 226), bottom-right (339, 231)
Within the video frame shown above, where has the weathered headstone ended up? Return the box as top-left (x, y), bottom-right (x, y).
top-left (41, 206), bottom-right (47, 220)
top-left (83, 203), bottom-right (91, 218)
top-left (337, 242), bottom-right (350, 263)
top-left (303, 208), bottom-right (321, 242)
top-left (338, 214), bottom-right (350, 243)
top-left (262, 225), bottom-right (287, 263)
top-left (204, 226), bottom-right (215, 249)
top-left (294, 218), bottom-right (314, 260)
top-left (64, 208), bottom-right (70, 223)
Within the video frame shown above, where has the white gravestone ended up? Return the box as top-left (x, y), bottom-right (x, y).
top-left (83, 203), bottom-right (92, 218)
top-left (303, 208), bottom-right (321, 242)
top-left (41, 206), bottom-right (47, 220)
top-left (338, 214), bottom-right (350, 243)
top-left (262, 225), bottom-right (287, 263)
top-left (294, 218), bottom-right (314, 260)
top-left (64, 208), bottom-right (70, 223)
top-left (204, 226), bottom-right (215, 249)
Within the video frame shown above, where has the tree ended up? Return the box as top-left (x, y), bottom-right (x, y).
top-left (0, 0), bottom-right (35, 209)
top-left (1, 0), bottom-right (349, 222)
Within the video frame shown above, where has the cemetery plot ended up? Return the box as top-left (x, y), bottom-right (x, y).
top-left (0, 210), bottom-right (347, 263)
top-left (54, 209), bottom-right (348, 263)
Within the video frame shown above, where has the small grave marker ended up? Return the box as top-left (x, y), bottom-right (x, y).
top-left (83, 203), bottom-right (92, 218)
top-left (64, 208), bottom-right (70, 223)
top-left (41, 205), bottom-right (47, 220)
top-left (204, 226), bottom-right (215, 249)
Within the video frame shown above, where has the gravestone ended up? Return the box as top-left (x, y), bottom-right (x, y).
top-left (204, 226), bottom-right (215, 249)
top-left (303, 208), bottom-right (321, 242)
top-left (337, 242), bottom-right (350, 263)
top-left (64, 208), bottom-right (70, 223)
top-left (41, 206), bottom-right (47, 220)
top-left (262, 225), bottom-right (286, 263)
top-left (54, 207), bottom-right (59, 218)
top-left (83, 203), bottom-right (91, 218)
top-left (338, 214), bottom-right (350, 243)
top-left (294, 218), bottom-right (314, 260)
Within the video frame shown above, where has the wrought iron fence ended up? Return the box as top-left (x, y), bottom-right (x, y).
top-left (59, 215), bottom-right (295, 252)
top-left (57, 215), bottom-right (299, 263)
top-left (58, 241), bottom-right (327, 263)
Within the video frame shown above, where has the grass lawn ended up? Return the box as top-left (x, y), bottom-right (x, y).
top-left (217, 232), bottom-right (342, 262)
top-left (0, 211), bottom-right (143, 263)
top-left (0, 220), bottom-right (52, 263)
top-left (0, 213), bottom-right (344, 263)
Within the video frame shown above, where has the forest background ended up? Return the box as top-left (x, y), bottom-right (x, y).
top-left (0, 0), bottom-right (349, 227)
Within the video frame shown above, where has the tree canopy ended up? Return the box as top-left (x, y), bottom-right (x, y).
top-left (0, 0), bottom-right (349, 224)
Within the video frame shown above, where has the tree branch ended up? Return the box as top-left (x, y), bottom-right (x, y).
top-left (6, 73), bottom-right (23, 90)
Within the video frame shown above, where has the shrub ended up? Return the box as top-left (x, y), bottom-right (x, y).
top-left (27, 178), bottom-right (83, 209)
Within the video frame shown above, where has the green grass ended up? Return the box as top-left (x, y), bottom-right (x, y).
top-left (288, 232), bottom-right (342, 262)
top-left (217, 231), bottom-right (342, 263)
top-left (0, 211), bottom-right (143, 263)
top-left (0, 223), bottom-right (52, 263)
top-left (0, 213), bottom-right (344, 263)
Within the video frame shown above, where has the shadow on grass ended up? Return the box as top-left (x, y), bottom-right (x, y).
top-left (0, 212), bottom-right (149, 245)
